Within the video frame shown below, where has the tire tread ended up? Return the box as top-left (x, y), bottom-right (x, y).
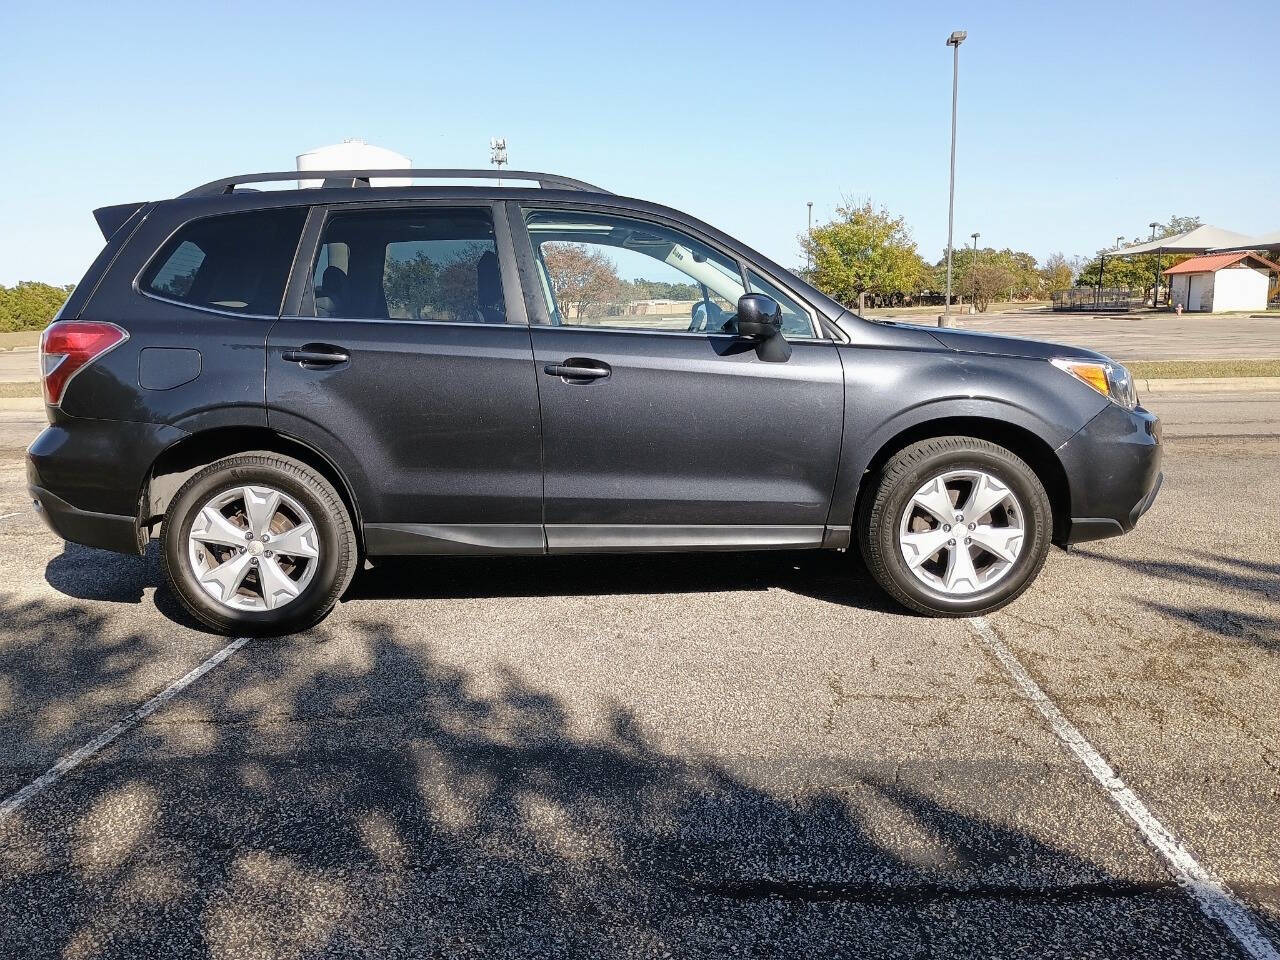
top-left (161, 452), bottom-right (357, 635)
top-left (857, 436), bottom-right (1050, 617)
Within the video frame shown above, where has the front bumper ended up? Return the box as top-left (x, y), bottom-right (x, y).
top-left (1057, 402), bottom-right (1162, 545)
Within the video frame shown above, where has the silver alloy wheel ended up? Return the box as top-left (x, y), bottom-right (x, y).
top-left (187, 485), bottom-right (320, 612)
top-left (897, 469), bottom-right (1025, 597)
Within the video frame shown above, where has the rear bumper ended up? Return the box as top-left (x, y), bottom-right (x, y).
top-left (26, 415), bottom-right (185, 555)
top-left (27, 483), bottom-right (142, 555)
top-left (1058, 402), bottom-right (1163, 546)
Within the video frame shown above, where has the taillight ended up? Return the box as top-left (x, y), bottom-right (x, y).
top-left (39, 321), bottom-right (128, 407)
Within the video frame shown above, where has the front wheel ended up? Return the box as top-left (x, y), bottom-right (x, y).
top-left (858, 437), bottom-right (1052, 617)
top-left (162, 453), bottom-right (357, 635)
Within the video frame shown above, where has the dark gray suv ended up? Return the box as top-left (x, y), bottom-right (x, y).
top-left (28, 169), bottom-right (1162, 634)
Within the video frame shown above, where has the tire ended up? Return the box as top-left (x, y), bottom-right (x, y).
top-left (857, 436), bottom-right (1051, 617)
top-left (162, 453), bottom-right (357, 635)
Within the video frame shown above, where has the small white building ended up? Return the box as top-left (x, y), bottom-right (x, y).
top-left (1164, 252), bottom-right (1280, 313)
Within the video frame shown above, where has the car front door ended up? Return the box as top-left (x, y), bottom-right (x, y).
top-left (514, 204), bottom-right (845, 552)
top-left (269, 201), bottom-right (544, 555)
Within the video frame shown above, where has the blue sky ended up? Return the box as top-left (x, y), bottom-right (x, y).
top-left (2, 0), bottom-right (1276, 286)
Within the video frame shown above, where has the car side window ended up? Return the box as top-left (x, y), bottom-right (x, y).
top-left (746, 271), bottom-right (816, 338)
top-left (523, 209), bottom-right (745, 333)
top-left (142, 208), bottom-right (306, 315)
top-left (311, 208), bottom-right (506, 323)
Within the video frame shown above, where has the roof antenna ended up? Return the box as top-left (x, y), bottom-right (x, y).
top-left (490, 137), bottom-right (507, 187)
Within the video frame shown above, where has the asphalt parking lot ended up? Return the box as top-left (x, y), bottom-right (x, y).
top-left (1, 392), bottom-right (1278, 958)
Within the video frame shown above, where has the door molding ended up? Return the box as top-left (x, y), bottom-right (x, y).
top-left (363, 523), bottom-right (832, 556)
top-left (545, 524), bottom-right (824, 553)
top-left (364, 523), bottom-right (546, 556)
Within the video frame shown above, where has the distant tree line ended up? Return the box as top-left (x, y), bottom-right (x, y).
top-left (0, 282), bottom-right (74, 332)
top-left (797, 199), bottom-right (1201, 312)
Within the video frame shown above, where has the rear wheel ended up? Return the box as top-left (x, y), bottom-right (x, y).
top-left (162, 453), bottom-right (357, 634)
top-left (858, 437), bottom-right (1051, 617)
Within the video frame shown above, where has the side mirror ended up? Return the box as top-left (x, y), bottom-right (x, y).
top-left (734, 293), bottom-right (791, 362)
top-left (734, 293), bottom-right (783, 339)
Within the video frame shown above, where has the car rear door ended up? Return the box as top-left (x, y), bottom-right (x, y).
top-left (512, 202), bottom-right (845, 552)
top-left (269, 201), bottom-right (544, 555)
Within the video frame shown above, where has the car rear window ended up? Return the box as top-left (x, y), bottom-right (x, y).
top-left (141, 208), bottom-right (306, 315)
top-left (309, 208), bottom-right (505, 323)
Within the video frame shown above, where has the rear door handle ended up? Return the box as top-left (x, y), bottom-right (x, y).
top-left (543, 358), bottom-right (611, 382)
top-left (282, 344), bottom-right (350, 368)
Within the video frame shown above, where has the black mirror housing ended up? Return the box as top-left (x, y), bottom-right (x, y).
top-left (734, 293), bottom-right (791, 361)
top-left (735, 293), bottom-right (783, 339)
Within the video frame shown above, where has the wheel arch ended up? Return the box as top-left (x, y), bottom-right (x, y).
top-left (140, 426), bottom-right (364, 548)
top-left (853, 416), bottom-right (1072, 545)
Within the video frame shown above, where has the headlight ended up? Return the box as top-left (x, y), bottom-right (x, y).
top-left (1050, 358), bottom-right (1138, 410)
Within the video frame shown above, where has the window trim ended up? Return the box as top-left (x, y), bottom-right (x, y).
top-left (281, 199), bottom-right (528, 326)
top-left (513, 200), bottom-right (825, 341)
top-left (133, 206), bottom-right (309, 320)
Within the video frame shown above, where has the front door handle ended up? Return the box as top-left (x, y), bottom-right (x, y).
top-left (282, 344), bottom-right (350, 368)
top-left (543, 358), bottom-right (611, 383)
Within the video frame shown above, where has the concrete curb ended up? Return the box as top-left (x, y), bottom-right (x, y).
top-left (0, 397), bottom-right (44, 411)
top-left (1139, 376), bottom-right (1280, 393)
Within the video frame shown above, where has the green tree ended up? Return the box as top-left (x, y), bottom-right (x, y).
top-left (938, 246), bottom-right (1045, 307)
top-left (621, 278), bottom-right (700, 301)
top-left (799, 200), bottom-right (928, 307)
top-left (541, 242), bottom-right (622, 319)
top-left (1040, 252), bottom-right (1074, 294)
top-left (382, 251), bottom-right (441, 319)
top-left (382, 243), bottom-right (489, 321)
top-left (0, 282), bottom-right (75, 332)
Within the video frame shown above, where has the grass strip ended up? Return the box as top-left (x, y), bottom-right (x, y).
top-left (1128, 359), bottom-right (1280, 379)
top-left (0, 381), bottom-right (41, 398)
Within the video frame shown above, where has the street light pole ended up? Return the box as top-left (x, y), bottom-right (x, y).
top-left (1115, 235), bottom-right (1125, 307)
top-left (1096, 248), bottom-right (1105, 308)
top-left (970, 232), bottom-right (980, 310)
top-left (806, 201), bottom-right (813, 272)
top-left (941, 30), bottom-right (966, 327)
top-left (1149, 221), bottom-right (1161, 308)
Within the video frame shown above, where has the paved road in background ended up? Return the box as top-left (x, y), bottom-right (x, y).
top-left (0, 393), bottom-right (1277, 958)
top-left (0, 346), bottom-right (37, 384)
top-left (875, 311), bottom-right (1280, 361)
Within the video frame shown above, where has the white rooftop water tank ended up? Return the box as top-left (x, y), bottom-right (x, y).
top-left (296, 140), bottom-right (412, 188)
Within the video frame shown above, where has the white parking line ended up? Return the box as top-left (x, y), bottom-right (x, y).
top-left (0, 636), bottom-right (250, 825)
top-left (0, 512), bottom-right (21, 521)
top-left (969, 615), bottom-right (1280, 960)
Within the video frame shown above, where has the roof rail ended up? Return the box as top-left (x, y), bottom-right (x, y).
top-left (180, 169), bottom-right (610, 198)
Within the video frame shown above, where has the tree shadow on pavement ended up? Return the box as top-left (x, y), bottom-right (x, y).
top-left (1074, 547), bottom-right (1280, 605)
top-left (1141, 601), bottom-right (1280, 651)
top-left (0, 602), bottom-right (1247, 959)
top-left (1072, 547), bottom-right (1280, 650)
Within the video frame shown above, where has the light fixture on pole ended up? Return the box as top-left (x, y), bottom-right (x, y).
top-left (490, 137), bottom-right (508, 187)
top-left (941, 29), bottom-right (966, 327)
top-left (970, 231), bottom-right (980, 309)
